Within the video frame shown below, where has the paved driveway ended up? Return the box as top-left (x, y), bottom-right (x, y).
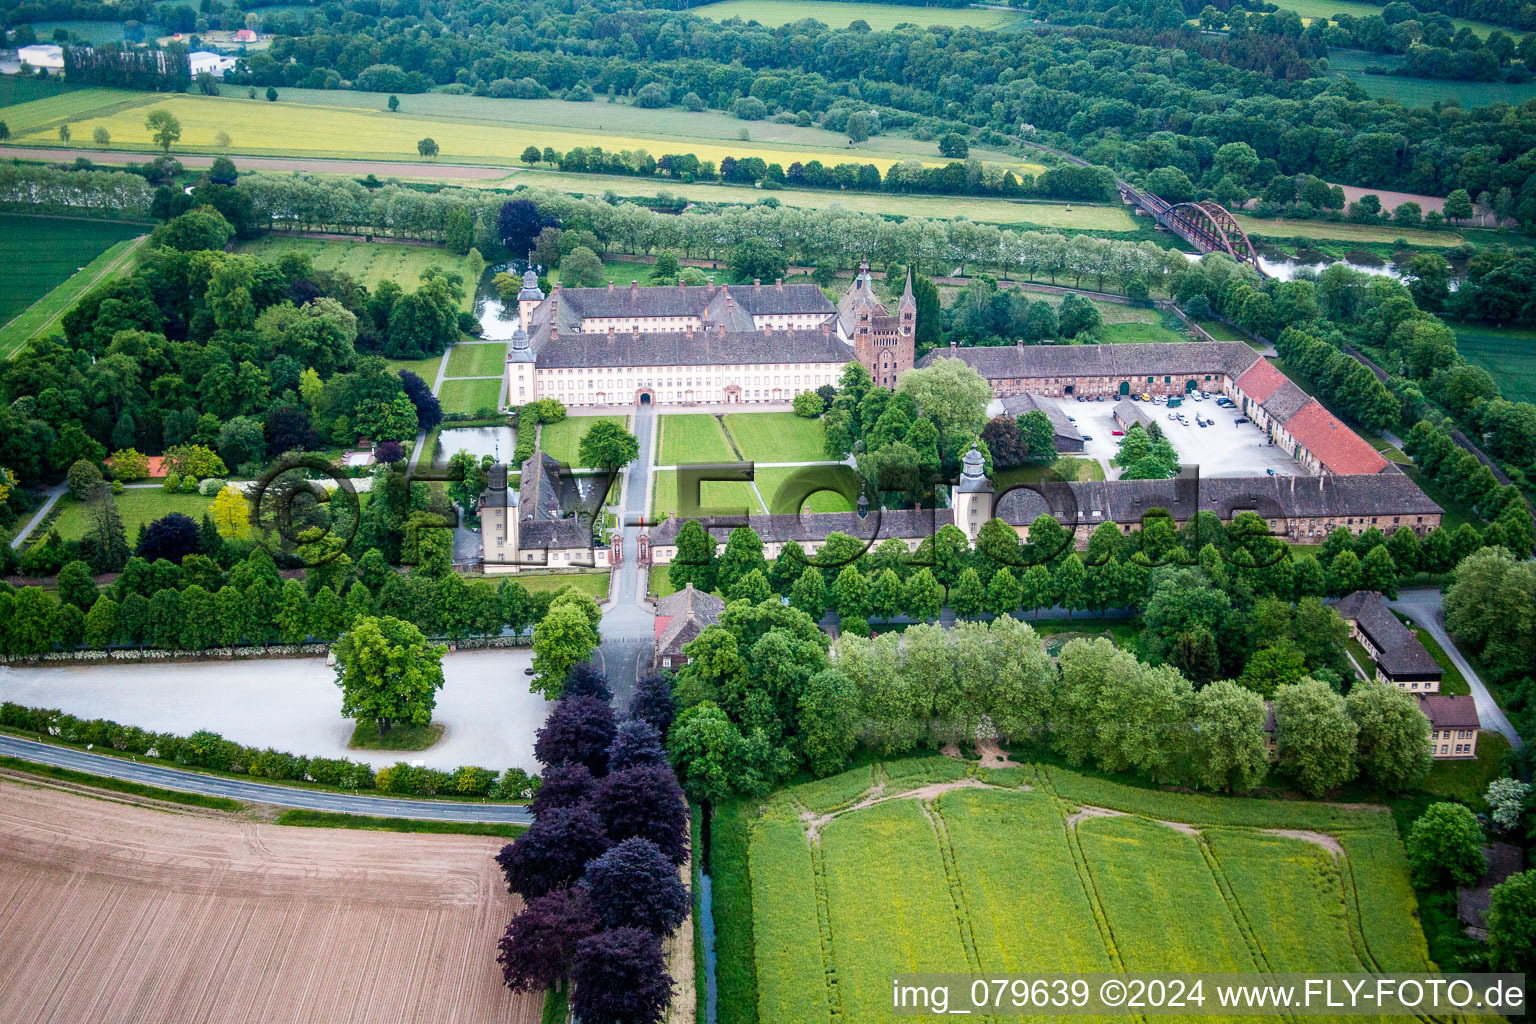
top-left (1389, 587), bottom-right (1522, 749)
top-left (0, 647), bottom-right (550, 770)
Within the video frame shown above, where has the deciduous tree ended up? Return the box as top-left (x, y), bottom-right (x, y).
top-left (333, 615), bottom-right (446, 733)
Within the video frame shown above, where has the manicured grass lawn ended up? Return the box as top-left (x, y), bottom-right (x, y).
top-left (721, 411), bottom-right (829, 463)
top-left (235, 236), bottom-right (478, 311)
top-left (656, 414), bottom-right (738, 464)
top-left (0, 234), bottom-right (148, 360)
top-left (505, 570), bottom-right (610, 597)
top-left (691, 0), bottom-right (1025, 29)
top-left (495, 170), bottom-right (1114, 228)
top-left (46, 490), bottom-right (215, 542)
top-left (650, 470), bottom-right (764, 519)
top-left (997, 456), bottom-right (1105, 483)
top-left (754, 465), bottom-right (855, 513)
top-left (347, 720), bottom-right (444, 751)
top-left (538, 415), bottom-right (629, 466)
top-left (0, 215), bottom-right (149, 348)
top-left (1406, 624), bottom-right (1470, 697)
top-left (385, 354), bottom-right (445, 381)
top-left (443, 342), bottom-right (506, 378)
top-left (437, 377), bottom-right (503, 415)
top-left (1193, 318), bottom-right (1250, 343)
top-left (561, 258), bottom-right (660, 289)
top-left (1454, 324), bottom-right (1536, 406)
top-left (1234, 214), bottom-right (1461, 247)
top-left (1094, 321), bottom-right (1190, 345)
top-left (13, 89), bottom-right (1005, 176)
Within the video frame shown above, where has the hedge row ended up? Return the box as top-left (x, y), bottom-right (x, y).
top-left (0, 703), bottom-right (538, 800)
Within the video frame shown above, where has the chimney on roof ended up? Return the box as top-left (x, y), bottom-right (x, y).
top-left (685, 582), bottom-right (693, 593)
top-left (753, 278), bottom-right (761, 292)
top-left (949, 338), bottom-right (957, 350)
top-left (631, 280), bottom-right (639, 299)
top-left (715, 321), bottom-right (726, 335)
top-left (678, 279), bottom-right (685, 292)
top-left (552, 281), bottom-right (562, 292)
top-left (686, 322), bottom-right (694, 336)
top-left (820, 321), bottom-right (829, 336)
top-left (608, 281), bottom-right (614, 291)
top-left (707, 277), bottom-right (716, 298)
top-left (775, 278), bottom-right (783, 292)
top-left (608, 325), bottom-right (615, 338)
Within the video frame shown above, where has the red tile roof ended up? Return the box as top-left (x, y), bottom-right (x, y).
top-left (1234, 358), bottom-right (1289, 404)
top-left (1283, 400), bottom-right (1389, 475)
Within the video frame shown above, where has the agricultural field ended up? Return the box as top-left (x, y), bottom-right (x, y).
top-left (1454, 324), bottom-right (1536, 406)
top-left (722, 411), bottom-right (830, 463)
top-left (657, 414), bottom-right (739, 465)
top-left (734, 755), bottom-right (1433, 1023)
top-left (6, 88), bottom-right (1037, 176)
top-left (0, 216), bottom-right (150, 352)
top-left (1235, 214), bottom-right (1462, 247)
top-left (234, 236), bottom-right (478, 312)
top-left (444, 341), bottom-right (507, 378)
top-left (0, 73), bottom-right (89, 110)
top-left (45, 489), bottom-right (215, 543)
top-left (493, 169), bottom-right (1113, 228)
top-left (691, 0), bottom-right (1027, 30)
top-left (1268, 0), bottom-right (1506, 38)
top-left (651, 469), bottom-right (765, 520)
top-left (0, 779), bottom-right (540, 1024)
top-left (538, 414), bottom-right (630, 466)
top-left (437, 377), bottom-right (503, 415)
top-left (0, 235), bottom-right (148, 360)
top-left (1324, 49), bottom-right (1536, 107)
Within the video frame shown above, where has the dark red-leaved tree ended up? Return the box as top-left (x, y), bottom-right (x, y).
top-left (565, 662), bottom-right (612, 701)
top-left (626, 674), bottom-right (676, 738)
top-left (534, 695), bottom-right (616, 776)
top-left (498, 199), bottom-right (555, 257)
top-left (374, 439), bottom-right (406, 463)
top-left (495, 804), bottom-right (609, 899)
top-left (570, 927), bottom-right (672, 1024)
top-left (607, 719), bottom-right (667, 771)
top-left (496, 886), bottom-right (598, 992)
top-left (397, 370), bottom-right (442, 431)
top-left (596, 764), bottom-right (689, 867)
top-left (136, 512), bottom-right (202, 563)
top-left (582, 838), bottom-right (689, 934)
top-left (529, 761), bottom-right (596, 818)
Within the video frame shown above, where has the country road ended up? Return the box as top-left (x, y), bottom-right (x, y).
top-left (0, 145), bottom-right (513, 180)
top-left (0, 734), bottom-right (534, 822)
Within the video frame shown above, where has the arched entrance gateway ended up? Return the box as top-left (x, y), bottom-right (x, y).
top-left (1186, 379), bottom-right (1199, 393)
top-left (724, 385), bottom-right (742, 404)
top-left (1119, 381), bottom-right (1131, 396)
top-left (637, 388), bottom-right (654, 405)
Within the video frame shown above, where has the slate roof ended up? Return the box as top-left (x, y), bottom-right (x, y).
top-left (533, 325), bottom-right (852, 369)
top-left (1421, 694), bottom-right (1479, 730)
top-left (1000, 393), bottom-right (1082, 444)
top-left (516, 451), bottom-right (591, 549)
top-left (557, 283), bottom-right (715, 320)
top-left (1263, 380), bottom-right (1312, 424)
top-left (919, 341), bottom-right (1259, 380)
top-left (1112, 398), bottom-right (1151, 431)
top-left (1283, 400), bottom-right (1390, 475)
top-left (654, 584), bottom-right (726, 657)
top-left (836, 266), bottom-right (893, 336)
top-left (707, 282), bottom-right (833, 319)
top-left (1333, 590), bottom-right (1443, 680)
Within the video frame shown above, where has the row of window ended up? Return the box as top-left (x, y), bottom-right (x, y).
top-left (1438, 743), bottom-right (1473, 755)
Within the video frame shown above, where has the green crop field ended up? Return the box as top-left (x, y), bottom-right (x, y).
top-left (0, 74), bottom-right (90, 110)
top-left (234, 236), bottom-right (477, 312)
top-left (489, 169), bottom-right (1112, 228)
top-left (721, 411), bottom-right (830, 463)
top-left (46, 490), bottom-right (215, 542)
top-left (0, 216), bottom-right (150, 350)
top-left (1268, 0), bottom-right (1505, 37)
top-left (1235, 214), bottom-right (1461, 247)
top-left (1323, 49), bottom-right (1536, 107)
top-left (436, 377), bottom-right (502, 415)
top-left (731, 755), bottom-right (1433, 1022)
top-left (538, 415), bottom-right (629, 466)
top-left (444, 342), bottom-right (506, 378)
top-left (651, 469), bottom-right (764, 520)
top-left (691, 0), bottom-right (1026, 30)
top-left (1454, 324), bottom-right (1536, 406)
top-left (6, 88), bottom-right (1037, 176)
top-left (657, 414), bottom-right (739, 465)
top-left (1, 235), bottom-right (148, 360)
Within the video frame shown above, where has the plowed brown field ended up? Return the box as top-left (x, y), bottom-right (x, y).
top-left (0, 777), bottom-right (539, 1024)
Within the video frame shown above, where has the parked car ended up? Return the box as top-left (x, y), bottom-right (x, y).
top-left (1096, 395), bottom-right (1105, 402)
top-left (1266, 467), bottom-right (1276, 475)
top-left (1081, 434), bottom-right (1093, 441)
top-left (1067, 416), bottom-right (1076, 422)
top-left (1234, 416), bottom-right (1249, 425)
top-left (1111, 429), bottom-right (1125, 436)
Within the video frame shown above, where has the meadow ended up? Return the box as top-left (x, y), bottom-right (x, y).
top-left (1454, 323), bottom-right (1536, 406)
top-left (537, 414), bottom-right (629, 466)
top-left (1234, 214), bottom-right (1463, 247)
top-left (690, 0), bottom-right (1026, 30)
top-left (437, 377), bottom-right (503, 415)
top-left (490, 169), bottom-right (1116, 228)
top-left (1324, 49), bottom-right (1536, 107)
top-left (233, 236), bottom-right (478, 311)
top-left (657, 414), bottom-right (739, 465)
top-left (1268, 0), bottom-right (1506, 38)
top-left (0, 234), bottom-right (148, 360)
top-left (735, 755), bottom-right (1432, 1024)
top-left (561, 257), bottom-right (662, 289)
top-left (755, 464), bottom-right (855, 512)
top-left (650, 469), bottom-right (765, 520)
top-left (0, 215), bottom-right (149, 350)
top-left (7, 88), bottom-right (1035, 176)
top-left (721, 411), bottom-right (832, 463)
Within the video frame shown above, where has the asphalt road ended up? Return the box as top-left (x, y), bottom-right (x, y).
top-left (0, 734), bottom-right (533, 823)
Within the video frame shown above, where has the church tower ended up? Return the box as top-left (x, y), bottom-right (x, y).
top-left (836, 259), bottom-right (916, 389)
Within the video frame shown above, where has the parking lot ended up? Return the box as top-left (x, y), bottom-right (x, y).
top-left (1038, 393), bottom-right (1308, 479)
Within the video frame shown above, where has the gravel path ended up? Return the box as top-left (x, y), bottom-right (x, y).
top-left (0, 647), bottom-right (551, 770)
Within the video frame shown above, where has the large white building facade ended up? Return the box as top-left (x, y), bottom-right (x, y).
top-left (506, 267), bottom-right (915, 407)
